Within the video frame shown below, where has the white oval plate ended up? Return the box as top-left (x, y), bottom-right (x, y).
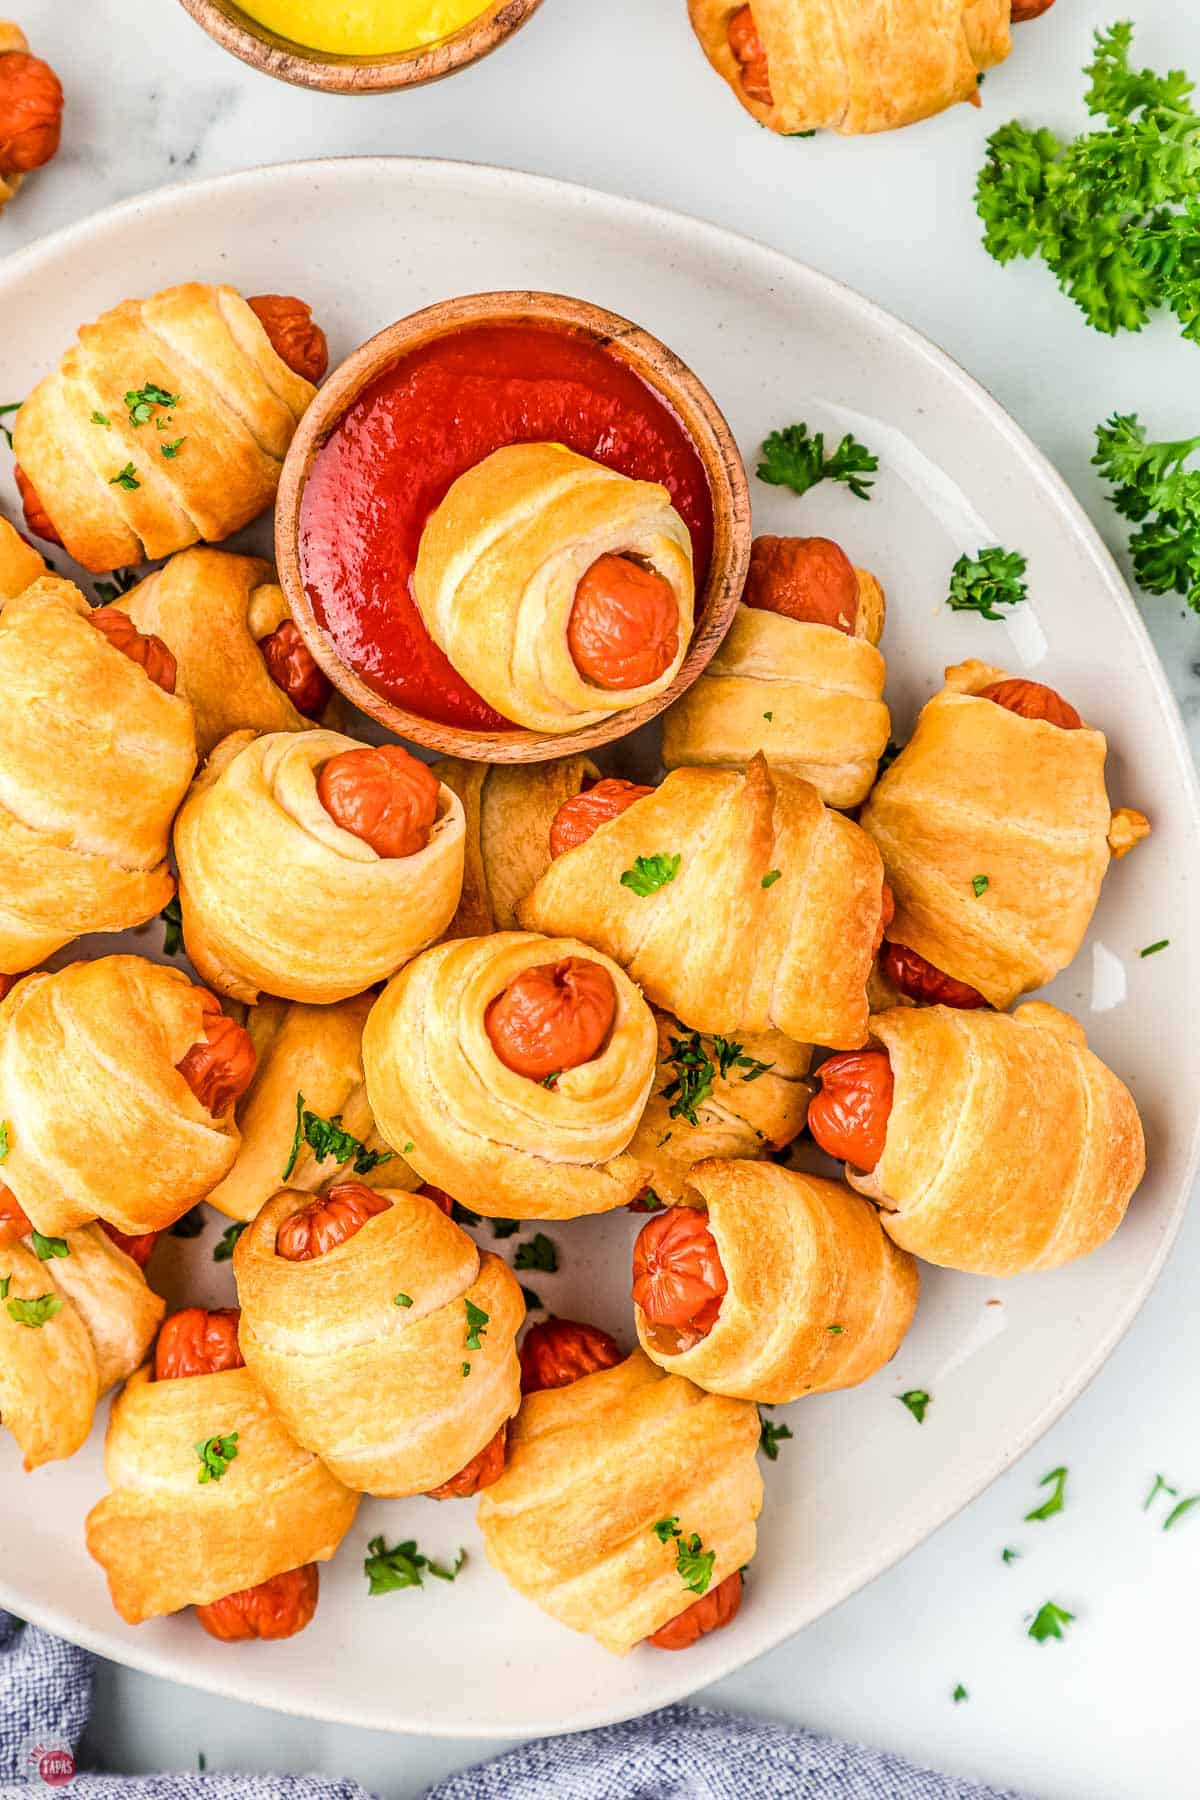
top-left (1, 158), bottom-right (1197, 1740)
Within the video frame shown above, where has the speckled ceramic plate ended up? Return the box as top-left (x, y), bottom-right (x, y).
top-left (1, 157), bottom-right (1197, 1739)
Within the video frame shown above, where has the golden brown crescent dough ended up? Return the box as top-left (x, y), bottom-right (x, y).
top-left (433, 753), bottom-right (598, 938)
top-left (85, 1360), bottom-right (359, 1624)
top-left (174, 729), bottom-right (466, 1005)
top-left (517, 755), bottom-right (884, 1049)
top-left (0, 576), bottom-right (196, 976)
top-left (477, 1348), bottom-right (762, 1655)
top-left (235, 1187), bottom-right (523, 1495)
top-left (0, 1223), bottom-right (164, 1469)
top-left (362, 932), bottom-right (659, 1220)
top-left (413, 443), bottom-right (694, 733)
top-left (688, 0), bottom-right (1011, 136)
top-left (860, 659), bottom-right (1142, 1008)
top-left (206, 994), bottom-right (415, 1224)
top-left (13, 282), bottom-right (318, 573)
top-left (0, 514), bottom-right (45, 601)
top-left (635, 1160), bottom-right (918, 1401)
top-left (850, 1003), bottom-right (1146, 1275)
top-left (661, 570), bottom-right (890, 808)
top-left (115, 548), bottom-right (335, 755)
top-left (0, 957), bottom-right (242, 1237)
top-left (624, 1014), bottom-right (811, 1207)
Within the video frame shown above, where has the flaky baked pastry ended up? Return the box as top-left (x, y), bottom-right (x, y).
top-left (413, 443), bottom-right (694, 732)
top-left (174, 729), bottom-right (465, 1005)
top-left (0, 513), bottom-right (45, 601)
top-left (115, 548), bottom-right (335, 755)
top-left (477, 1348), bottom-right (762, 1654)
top-left (518, 755), bottom-right (885, 1049)
top-left (860, 659), bottom-right (1146, 1009)
top-left (0, 1220), bottom-right (164, 1469)
top-left (0, 576), bottom-right (196, 975)
top-left (0, 957), bottom-right (245, 1237)
top-left (235, 1185), bottom-right (523, 1496)
top-left (206, 994), bottom-right (410, 1224)
top-left (633, 1159), bottom-right (918, 1401)
top-left (12, 282), bottom-right (323, 571)
top-left (823, 1003), bottom-right (1146, 1275)
top-left (84, 1358), bottom-right (359, 1624)
top-left (362, 932), bottom-right (659, 1220)
top-left (689, 0), bottom-right (1012, 136)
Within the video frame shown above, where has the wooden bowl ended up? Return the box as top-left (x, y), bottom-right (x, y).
top-left (174, 0), bottom-right (545, 94)
top-left (275, 290), bottom-right (752, 765)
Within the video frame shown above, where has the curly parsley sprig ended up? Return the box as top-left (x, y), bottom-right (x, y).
top-left (757, 421), bottom-right (878, 501)
top-left (1093, 412), bottom-right (1200, 609)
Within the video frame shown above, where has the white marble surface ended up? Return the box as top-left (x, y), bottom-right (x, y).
top-left (5, 0), bottom-right (1200, 1794)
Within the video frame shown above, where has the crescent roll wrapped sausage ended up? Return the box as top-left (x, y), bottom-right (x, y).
top-left (84, 1355), bottom-right (359, 1625)
top-left (412, 443), bottom-right (694, 733)
top-left (234, 1185), bottom-right (523, 1496)
top-left (810, 1003), bottom-right (1145, 1275)
top-left (206, 994), bottom-right (410, 1224)
top-left (477, 1348), bottom-right (762, 1655)
top-left (0, 1219), bottom-right (164, 1469)
top-left (12, 282), bottom-right (325, 572)
top-left (632, 1160), bottom-right (917, 1401)
top-left (174, 729), bottom-right (466, 1005)
top-left (0, 576), bottom-right (196, 975)
top-left (518, 755), bottom-right (885, 1049)
top-left (861, 660), bottom-right (1147, 1009)
top-left (362, 932), bottom-right (659, 1220)
top-left (0, 513), bottom-right (45, 601)
top-left (662, 537), bottom-right (890, 808)
top-left (689, 0), bottom-right (1013, 137)
top-left (624, 1014), bottom-right (811, 1207)
top-left (115, 548), bottom-right (335, 756)
top-left (0, 956), bottom-right (251, 1237)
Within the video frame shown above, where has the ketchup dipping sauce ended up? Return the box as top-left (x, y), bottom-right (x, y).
top-left (298, 321), bottom-right (715, 732)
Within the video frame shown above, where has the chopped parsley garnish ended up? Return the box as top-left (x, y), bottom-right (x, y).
top-left (761, 869), bottom-right (782, 889)
top-left (972, 874), bottom-right (990, 898)
top-left (160, 438), bottom-right (186, 459)
top-left (827, 1324), bottom-right (844, 1335)
top-left (1140, 938), bottom-right (1170, 958)
top-left (170, 1205), bottom-right (206, 1239)
top-left (661, 1031), bottom-right (774, 1128)
top-left (402, 1141), bottom-right (414, 1154)
top-left (91, 410), bottom-right (110, 427)
top-left (758, 1412), bottom-right (793, 1461)
top-left (520, 1284), bottom-right (543, 1311)
top-left (0, 400), bottom-right (21, 449)
top-left (452, 1201), bottom-right (479, 1227)
top-left (282, 1092), bottom-right (392, 1182)
top-left (1144, 1473), bottom-right (1178, 1511)
top-left (946, 547), bottom-right (1028, 619)
top-left (514, 1232), bottom-right (557, 1274)
top-left (1163, 1493), bottom-right (1200, 1532)
top-left (0, 1122), bottom-right (10, 1161)
top-left (94, 566), bottom-right (138, 604)
top-left (976, 24), bottom-right (1200, 343)
top-left (464, 1298), bottom-right (489, 1351)
top-left (461, 1361), bottom-right (471, 1378)
top-left (762, 710), bottom-right (774, 723)
top-left (1028, 1600), bottom-right (1075, 1644)
top-left (109, 463), bottom-right (140, 490)
top-left (31, 1230), bottom-right (68, 1261)
top-left (195, 1432), bottom-right (238, 1483)
top-left (125, 383), bottom-right (180, 426)
top-left (652, 1517), bottom-right (716, 1595)
top-left (952, 1684), bottom-right (969, 1704)
top-left (1002, 1546), bottom-right (1020, 1565)
top-left (640, 1190), bottom-right (664, 1211)
top-left (213, 1222), bottom-right (248, 1263)
top-left (160, 896), bottom-right (184, 956)
top-left (540, 1071), bottom-right (560, 1089)
top-left (620, 853), bottom-right (681, 896)
top-left (1025, 1465), bottom-right (1068, 1522)
top-left (899, 1389), bottom-right (931, 1423)
top-left (757, 421), bottom-right (878, 502)
top-left (363, 1535), bottom-right (464, 1595)
top-left (491, 1218), bottom-right (520, 1238)
top-left (394, 1292), bottom-right (413, 1308)
top-left (1095, 413), bottom-right (1200, 611)
top-left (0, 1276), bottom-right (8, 1299)
top-left (6, 1292), bottom-right (62, 1329)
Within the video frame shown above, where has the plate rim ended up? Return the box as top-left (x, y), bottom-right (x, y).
top-left (2, 152), bottom-right (1198, 1740)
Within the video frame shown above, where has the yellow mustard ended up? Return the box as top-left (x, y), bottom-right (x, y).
top-left (239, 0), bottom-right (491, 56)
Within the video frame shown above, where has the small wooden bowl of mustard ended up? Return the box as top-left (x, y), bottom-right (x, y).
top-left (174, 0), bottom-right (546, 94)
top-left (275, 289), bottom-right (752, 765)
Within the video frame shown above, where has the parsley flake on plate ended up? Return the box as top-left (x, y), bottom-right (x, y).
top-left (160, 896), bottom-right (184, 956)
top-left (899, 1389), bottom-right (931, 1423)
top-left (170, 1205), bottom-right (206, 1239)
top-left (758, 1413), bottom-right (793, 1461)
top-left (1094, 413), bottom-right (1200, 612)
top-left (757, 421), bottom-right (878, 501)
top-left (213, 1222), bottom-right (247, 1263)
top-left (514, 1232), bottom-right (557, 1274)
top-left (363, 1535), bottom-right (464, 1595)
top-left (946, 547), bottom-right (1028, 619)
top-left (1028, 1600), bottom-right (1075, 1644)
top-left (1025, 1465), bottom-right (1068, 1522)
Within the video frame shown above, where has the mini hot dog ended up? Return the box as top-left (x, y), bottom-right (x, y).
top-left (88, 608), bottom-right (178, 694)
top-left (567, 554), bottom-right (681, 690)
top-left (647, 1570), bottom-right (744, 1650)
top-left (549, 778), bottom-right (655, 859)
top-left (175, 990), bottom-right (257, 1120)
top-left (317, 744), bottom-right (441, 861)
top-left (632, 1207), bottom-right (727, 1350)
top-left (743, 534), bottom-right (861, 633)
top-left (807, 1049), bottom-right (894, 1172)
top-left (879, 942), bottom-right (987, 1010)
top-left (257, 619), bottom-right (331, 720)
top-left (484, 957), bottom-right (617, 1081)
top-left (519, 1317), bottom-right (622, 1394)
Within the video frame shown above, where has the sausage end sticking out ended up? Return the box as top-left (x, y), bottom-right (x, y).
top-left (1011, 0), bottom-right (1057, 21)
top-left (176, 990), bottom-right (257, 1119)
top-left (0, 51), bottom-right (64, 176)
top-left (90, 607), bottom-right (178, 695)
top-left (726, 7), bottom-right (773, 106)
top-left (424, 1423), bottom-right (508, 1499)
top-left (744, 536), bottom-right (859, 634)
top-left (549, 778), bottom-right (654, 858)
top-left (417, 1183), bottom-right (456, 1219)
top-left (979, 678), bottom-right (1082, 731)
top-left (99, 1222), bottom-right (161, 1269)
top-left (567, 554), bottom-right (680, 691)
top-left (275, 1183), bottom-right (392, 1262)
top-left (647, 1568), bottom-right (744, 1650)
top-left (807, 1050), bottom-right (894, 1173)
top-left (880, 942), bottom-right (988, 1010)
top-left (485, 957), bottom-right (617, 1082)
top-left (631, 1207), bottom-right (727, 1352)
top-left (0, 1183), bottom-right (31, 1245)
top-left (14, 463), bottom-right (61, 545)
top-left (154, 1306), bottom-right (244, 1382)
top-left (195, 1563), bottom-right (320, 1643)
top-left (258, 619), bottom-right (332, 719)
top-left (317, 744), bottom-right (440, 860)
top-left (519, 1318), bottom-right (622, 1394)
top-left (246, 295), bottom-right (329, 385)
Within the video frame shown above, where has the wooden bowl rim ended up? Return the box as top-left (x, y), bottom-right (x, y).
top-left (275, 288), bottom-right (752, 765)
top-left (174, 0), bottom-right (545, 93)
